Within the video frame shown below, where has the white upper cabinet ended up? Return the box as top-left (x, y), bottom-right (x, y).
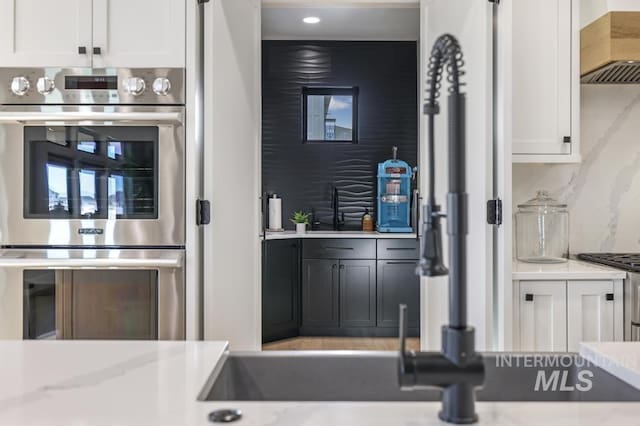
top-left (0, 0), bottom-right (185, 68)
top-left (511, 0), bottom-right (580, 163)
top-left (92, 0), bottom-right (186, 68)
top-left (0, 0), bottom-right (92, 67)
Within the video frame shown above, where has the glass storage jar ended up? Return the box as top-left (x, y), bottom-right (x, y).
top-left (516, 190), bottom-right (569, 263)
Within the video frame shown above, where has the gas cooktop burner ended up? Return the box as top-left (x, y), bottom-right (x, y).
top-left (577, 253), bottom-right (640, 272)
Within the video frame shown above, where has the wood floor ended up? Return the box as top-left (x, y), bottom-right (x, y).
top-left (262, 337), bottom-right (420, 351)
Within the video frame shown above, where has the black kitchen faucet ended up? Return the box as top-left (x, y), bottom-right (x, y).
top-left (397, 34), bottom-right (484, 424)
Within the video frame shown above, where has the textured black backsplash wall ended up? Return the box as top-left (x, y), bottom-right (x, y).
top-left (262, 41), bottom-right (418, 229)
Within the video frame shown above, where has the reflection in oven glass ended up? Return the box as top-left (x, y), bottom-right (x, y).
top-left (46, 163), bottom-right (69, 214)
top-left (24, 126), bottom-right (159, 219)
top-left (79, 169), bottom-right (98, 216)
top-left (77, 140), bottom-right (97, 154)
top-left (108, 141), bottom-right (123, 159)
top-left (108, 174), bottom-right (125, 216)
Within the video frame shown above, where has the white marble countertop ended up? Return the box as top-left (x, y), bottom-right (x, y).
top-left (580, 342), bottom-right (640, 391)
top-left (3, 341), bottom-right (640, 425)
top-left (512, 259), bottom-right (627, 280)
top-left (264, 230), bottom-right (418, 240)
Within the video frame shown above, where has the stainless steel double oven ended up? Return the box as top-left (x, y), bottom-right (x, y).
top-left (0, 68), bottom-right (186, 340)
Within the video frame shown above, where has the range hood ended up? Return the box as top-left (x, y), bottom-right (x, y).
top-left (581, 12), bottom-right (640, 83)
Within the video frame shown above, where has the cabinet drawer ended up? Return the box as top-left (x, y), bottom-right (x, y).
top-left (302, 239), bottom-right (376, 259)
top-left (377, 239), bottom-right (420, 260)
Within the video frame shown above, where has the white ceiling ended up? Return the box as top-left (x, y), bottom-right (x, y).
top-left (261, 6), bottom-right (420, 41)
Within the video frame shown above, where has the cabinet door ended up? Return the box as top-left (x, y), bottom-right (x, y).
top-left (0, 0), bottom-right (92, 67)
top-left (339, 260), bottom-right (376, 327)
top-left (262, 240), bottom-right (300, 343)
top-left (512, 0), bottom-right (573, 156)
top-left (567, 280), bottom-right (615, 352)
top-left (58, 270), bottom-right (157, 340)
top-left (92, 0), bottom-right (186, 68)
top-left (377, 260), bottom-right (420, 329)
top-left (302, 259), bottom-right (339, 327)
top-left (519, 281), bottom-right (567, 351)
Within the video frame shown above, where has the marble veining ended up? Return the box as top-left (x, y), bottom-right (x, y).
top-left (513, 86), bottom-right (640, 254)
top-left (2, 341), bottom-right (640, 425)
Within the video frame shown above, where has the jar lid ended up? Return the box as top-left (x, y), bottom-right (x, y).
top-left (518, 190), bottom-right (567, 209)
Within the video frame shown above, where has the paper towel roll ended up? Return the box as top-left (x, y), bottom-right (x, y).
top-left (268, 195), bottom-right (283, 230)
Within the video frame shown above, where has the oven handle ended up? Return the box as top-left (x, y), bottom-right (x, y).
top-left (0, 111), bottom-right (183, 124)
top-left (0, 254), bottom-right (183, 269)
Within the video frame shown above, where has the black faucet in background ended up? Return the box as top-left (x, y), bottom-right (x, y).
top-left (397, 34), bottom-right (484, 424)
top-left (332, 187), bottom-right (345, 231)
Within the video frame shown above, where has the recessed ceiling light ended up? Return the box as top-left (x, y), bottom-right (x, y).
top-left (303, 16), bottom-right (321, 24)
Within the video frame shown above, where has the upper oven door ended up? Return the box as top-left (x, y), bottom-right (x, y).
top-left (0, 105), bottom-right (185, 247)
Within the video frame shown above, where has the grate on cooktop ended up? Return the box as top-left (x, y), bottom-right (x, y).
top-left (577, 253), bottom-right (640, 272)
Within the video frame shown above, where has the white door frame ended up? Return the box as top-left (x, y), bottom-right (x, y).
top-left (202, 0), bottom-right (263, 350)
top-left (419, 0), bottom-right (495, 351)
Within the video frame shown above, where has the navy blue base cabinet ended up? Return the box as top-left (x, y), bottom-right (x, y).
top-left (263, 238), bottom-right (420, 342)
top-left (262, 240), bottom-right (300, 343)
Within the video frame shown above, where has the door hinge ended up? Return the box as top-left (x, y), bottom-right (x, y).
top-left (488, 0), bottom-right (500, 3)
top-left (563, 136), bottom-right (572, 143)
top-left (196, 199), bottom-right (211, 225)
top-left (197, 0), bottom-right (209, 3)
top-left (487, 198), bottom-right (503, 226)
top-left (606, 293), bottom-right (614, 301)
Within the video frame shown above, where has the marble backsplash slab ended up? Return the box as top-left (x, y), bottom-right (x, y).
top-left (513, 85), bottom-right (640, 254)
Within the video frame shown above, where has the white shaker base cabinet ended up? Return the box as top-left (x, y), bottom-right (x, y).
top-left (514, 279), bottom-right (623, 352)
top-left (0, 0), bottom-right (185, 68)
top-left (510, 0), bottom-right (580, 162)
top-left (567, 280), bottom-right (617, 352)
top-left (518, 281), bottom-right (567, 352)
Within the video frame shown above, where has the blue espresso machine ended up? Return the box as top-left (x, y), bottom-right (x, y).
top-left (377, 147), bottom-right (413, 233)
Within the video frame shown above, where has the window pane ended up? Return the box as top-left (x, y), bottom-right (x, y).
top-left (107, 141), bottom-right (122, 159)
top-left (77, 141), bottom-right (97, 154)
top-left (79, 169), bottom-right (98, 216)
top-left (306, 94), bottom-right (353, 141)
top-left (108, 174), bottom-right (125, 216)
top-left (46, 164), bottom-right (69, 214)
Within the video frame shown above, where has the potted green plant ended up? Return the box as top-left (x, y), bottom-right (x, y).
top-left (290, 211), bottom-right (310, 234)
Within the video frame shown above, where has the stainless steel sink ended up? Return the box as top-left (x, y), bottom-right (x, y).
top-left (200, 351), bottom-right (640, 402)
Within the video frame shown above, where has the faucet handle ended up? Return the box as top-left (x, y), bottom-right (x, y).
top-left (399, 304), bottom-right (408, 355)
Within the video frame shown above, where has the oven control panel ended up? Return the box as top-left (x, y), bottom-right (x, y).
top-left (0, 68), bottom-right (185, 105)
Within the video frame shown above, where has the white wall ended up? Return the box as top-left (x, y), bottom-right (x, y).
top-left (513, 85), bottom-right (640, 254)
top-left (203, 0), bottom-right (262, 350)
top-left (581, 0), bottom-right (640, 27)
top-left (419, 0), bottom-right (494, 351)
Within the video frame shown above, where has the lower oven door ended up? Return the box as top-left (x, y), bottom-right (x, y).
top-left (0, 105), bottom-right (185, 247)
top-left (0, 249), bottom-right (184, 340)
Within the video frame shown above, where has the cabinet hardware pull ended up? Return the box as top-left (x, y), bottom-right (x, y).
top-left (93, 47), bottom-right (102, 55)
top-left (332, 264), bottom-right (337, 269)
top-left (323, 247), bottom-right (354, 250)
top-left (525, 294), bottom-right (534, 301)
top-left (78, 46), bottom-right (87, 54)
top-left (387, 248), bottom-right (415, 251)
top-left (606, 293), bottom-right (614, 301)
top-left (339, 264), bottom-right (345, 269)
top-left (387, 261), bottom-right (417, 265)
